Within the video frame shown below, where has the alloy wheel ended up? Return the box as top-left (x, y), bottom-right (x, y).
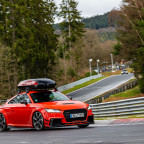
top-left (0, 113), bottom-right (7, 131)
top-left (33, 112), bottom-right (44, 130)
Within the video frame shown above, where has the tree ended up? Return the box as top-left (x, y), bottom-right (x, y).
top-left (13, 0), bottom-right (58, 79)
top-left (115, 0), bottom-right (144, 92)
top-left (0, 0), bottom-right (58, 79)
top-left (0, 0), bottom-right (58, 97)
top-left (108, 9), bottom-right (120, 27)
top-left (59, 0), bottom-right (85, 65)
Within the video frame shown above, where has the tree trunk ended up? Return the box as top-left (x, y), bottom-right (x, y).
top-left (68, 23), bottom-right (73, 66)
top-left (10, 0), bottom-right (15, 46)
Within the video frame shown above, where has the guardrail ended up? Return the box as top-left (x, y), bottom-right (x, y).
top-left (58, 74), bottom-right (102, 92)
top-left (86, 80), bottom-right (138, 104)
top-left (90, 97), bottom-right (144, 118)
top-left (0, 99), bottom-right (7, 104)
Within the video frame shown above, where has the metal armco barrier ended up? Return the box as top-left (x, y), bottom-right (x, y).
top-left (58, 74), bottom-right (102, 92)
top-left (0, 99), bottom-right (7, 103)
top-left (86, 80), bottom-right (138, 104)
top-left (90, 97), bottom-right (144, 118)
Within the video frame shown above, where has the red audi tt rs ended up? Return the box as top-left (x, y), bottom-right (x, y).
top-left (0, 78), bottom-right (94, 131)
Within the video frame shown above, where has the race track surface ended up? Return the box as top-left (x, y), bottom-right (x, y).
top-left (1, 121), bottom-right (144, 144)
top-left (67, 73), bottom-right (134, 101)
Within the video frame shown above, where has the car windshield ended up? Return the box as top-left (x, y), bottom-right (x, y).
top-left (30, 91), bottom-right (70, 103)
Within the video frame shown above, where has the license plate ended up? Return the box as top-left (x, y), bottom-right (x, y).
top-left (70, 113), bottom-right (84, 118)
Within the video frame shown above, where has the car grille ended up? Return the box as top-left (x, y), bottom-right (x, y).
top-left (63, 109), bottom-right (87, 122)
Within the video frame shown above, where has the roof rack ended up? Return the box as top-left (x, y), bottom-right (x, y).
top-left (17, 78), bottom-right (56, 94)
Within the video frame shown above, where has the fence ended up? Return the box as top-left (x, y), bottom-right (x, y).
top-left (58, 74), bottom-right (102, 92)
top-left (86, 80), bottom-right (138, 104)
top-left (90, 97), bottom-right (144, 118)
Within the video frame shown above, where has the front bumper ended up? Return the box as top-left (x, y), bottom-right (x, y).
top-left (49, 115), bottom-right (94, 127)
top-left (43, 109), bottom-right (94, 128)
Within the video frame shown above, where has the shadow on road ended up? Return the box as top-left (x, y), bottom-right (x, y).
top-left (1, 126), bottom-right (95, 133)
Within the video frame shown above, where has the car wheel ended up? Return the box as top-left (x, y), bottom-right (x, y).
top-left (78, 124), bottom-right (89, 128)
top-left (0, 113), bottom-right (7, 131)
top-left (33, 111), bottom-right (44, 131)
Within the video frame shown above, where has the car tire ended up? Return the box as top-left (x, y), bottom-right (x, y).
top-left (0, 113), bottom-right (7, 131)
top-left (78, 124), bottom-right (89, 128)
top-left (33, 111), bottom-right (44, 131)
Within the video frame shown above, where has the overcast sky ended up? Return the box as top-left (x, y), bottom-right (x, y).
top-left (55, 0), bottom-right (122, 19)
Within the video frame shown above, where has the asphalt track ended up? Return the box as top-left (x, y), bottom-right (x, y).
top-left (67, 73), bottom-right (134, 101)
top-left (1, 122), bottom-right (144, 144)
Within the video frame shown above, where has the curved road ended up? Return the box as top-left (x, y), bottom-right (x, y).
top-left (67, 73), bottom-right (134, 101)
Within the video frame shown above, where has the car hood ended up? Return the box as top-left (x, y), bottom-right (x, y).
top-left (33, 100), bottom-right (88, 110)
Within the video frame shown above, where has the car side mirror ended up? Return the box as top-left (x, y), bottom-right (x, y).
top-left (68, 96), bottom-right (72, 100)
top-left (21, 100), bottom-right (28, 105)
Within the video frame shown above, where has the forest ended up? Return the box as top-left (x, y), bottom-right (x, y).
top-left (1, 0), bottom-right (144, 99)
top-left (0, 0), bottom-right (117, 99)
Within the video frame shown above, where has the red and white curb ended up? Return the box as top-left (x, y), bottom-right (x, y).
top-left (93, 118), bottom-right (144, 126)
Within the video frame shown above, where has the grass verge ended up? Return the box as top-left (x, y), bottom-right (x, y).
top-left (103, 85), bottom-right (144, 103)
top-left (62, 76), bottom-right (106, 94)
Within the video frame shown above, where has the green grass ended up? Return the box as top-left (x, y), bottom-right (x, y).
top-left (110, 86), bottom-right (141, 98)
top-left (62, 76), bottom-right (106, 94)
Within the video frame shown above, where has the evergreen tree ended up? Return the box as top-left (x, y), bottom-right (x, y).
top-left (0, 0), bottom-right (58, 97)
top-left (13, 0), bottom-right (58, 79)
top-left (59, 0), bottom-right (85, 68)
top-left (0, 0), bottom-right (58, 79)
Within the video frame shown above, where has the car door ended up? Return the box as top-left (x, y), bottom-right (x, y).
top-left (3, 97), bottom-right (18, 125)
top-left (5, 94), bottom-right (33, 126)
top-left (12, 94), bottom-right (33, 126)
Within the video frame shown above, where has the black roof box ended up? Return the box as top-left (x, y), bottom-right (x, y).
top-left (17, 78), bottom-right (56, 90)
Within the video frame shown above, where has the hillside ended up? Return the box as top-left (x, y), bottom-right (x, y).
top-left (82, 13), bottom-right (109, 29)
top-left (96, 27), bottom-right (116, 41)
top-left (54, 11), bottom-right (118, 30)
top-left (54, 11), bottom-right (118, 41)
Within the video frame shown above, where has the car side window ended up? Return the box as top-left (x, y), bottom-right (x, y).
top-left (8, 94), bottom-right (31, 104)
top-left (8, 97), bottom-right (19, 104)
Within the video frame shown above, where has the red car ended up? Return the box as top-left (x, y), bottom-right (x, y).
top-left (0, 78), bottom-right (94, 131)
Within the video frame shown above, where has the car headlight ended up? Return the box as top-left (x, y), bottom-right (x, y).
top-left (87, 106), bottom-right (91, 110)
top-left (45, 109), bottom-right (61, 113)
